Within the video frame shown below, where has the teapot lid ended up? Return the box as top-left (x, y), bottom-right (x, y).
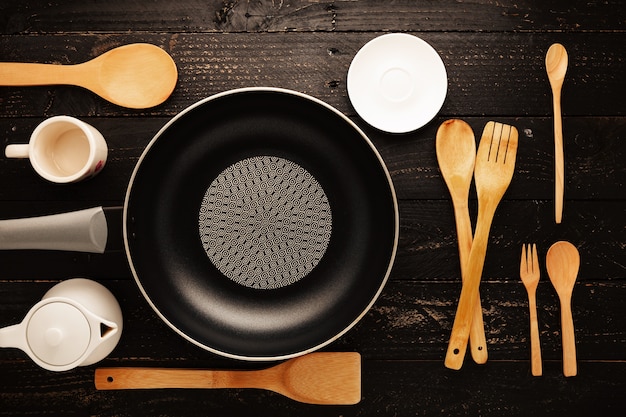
top-left (26, 301), bottom-right (91, 367)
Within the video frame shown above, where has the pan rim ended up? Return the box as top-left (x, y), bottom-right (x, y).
top-left (123, 87), bottom-right (399, 361)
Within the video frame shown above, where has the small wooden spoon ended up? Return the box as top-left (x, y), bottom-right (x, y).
top-left (0, 43), bottom-right (177, 109)
top-left (545, 43), bottom-right (568, 224)
top-left (546, 241), bottom-right (580, 377)
top-left (95, 352), bottom-right (361, 405)
top-left (436, 119), bottom-right (488, 364)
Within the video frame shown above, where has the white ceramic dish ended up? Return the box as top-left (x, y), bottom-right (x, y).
top-left (347, 33), bottom-right (448, 133)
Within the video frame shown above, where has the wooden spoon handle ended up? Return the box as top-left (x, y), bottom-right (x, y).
top-left (552, 93), bottom-right (564, 224)
top-left (559, 298), bottom-right (577, 377)
top-left (453, 204), bottom-right (488, 364)
top-left (0, 63), bottom-right (80, 86)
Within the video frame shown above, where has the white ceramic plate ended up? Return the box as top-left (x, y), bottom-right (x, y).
top-left (347, 33), bottom-right (448, 133)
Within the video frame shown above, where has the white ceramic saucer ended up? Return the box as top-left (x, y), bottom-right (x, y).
top-left (347, 33), bottom-right (448, 133)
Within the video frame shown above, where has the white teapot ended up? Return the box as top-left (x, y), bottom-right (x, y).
top-left (0, 278), bottom-right (122, 371)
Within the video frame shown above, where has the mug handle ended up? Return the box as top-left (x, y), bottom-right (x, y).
top-left (5, 143), bottom-right (30, 158)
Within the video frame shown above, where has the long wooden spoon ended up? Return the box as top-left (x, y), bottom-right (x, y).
top-left (436, 119), bottom-right (488, 364)
top-left (546, 241), bottom-right (580, 377)
top-left (444, 121), bottom-right (518, 370)
top-left (95, 352), bottom-right (361, 405)
top-left (545, 43), bottom-right (568, 224)
top-left (0, 43), bottom-right (177, 109)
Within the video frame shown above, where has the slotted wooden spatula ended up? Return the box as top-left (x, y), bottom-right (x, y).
top-left (95, 352), bottom-right (361, 405)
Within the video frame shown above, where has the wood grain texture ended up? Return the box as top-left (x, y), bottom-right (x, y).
top-left (1, 0), bottom-right (625, 33)
top-left (0, 0), bottom-right (624, 415)
top-left (520, 243), bottom-right (543, 376)
top-left (1, 116), bottom-right (624, 201)
top-left (1, 279), bottom-right (625, 413)
top-left (445, 122), bottom-right (519, 369)
top-left (1, 280), bottom-right (625, 361)
top-left (0, 358), bottom-right (625, 416)
top-left (0, 200), bottom-right (623, 282)
top-left (1, 33), bottom-right (625, 117)
top-left (94, 353), bottom-right (362, 405)
top-left (436, 119), bottom-right (488, 364)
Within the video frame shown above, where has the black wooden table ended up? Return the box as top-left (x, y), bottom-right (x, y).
top-left (1, 1), bottom-right (625, 415)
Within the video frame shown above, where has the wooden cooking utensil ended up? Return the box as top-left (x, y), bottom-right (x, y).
top-left (545, 43), bottom-right (568, 224)
top-left (520, 243), bottom-right (542, 376)
top-left (0, 43), bottom-right (177, 109)
top-left (95, 352), bottom-right (361, 405)
top-left (546, 241), bottom-right (580, 377)
top-left (436, 119), bottom-right (488, 364)
top-left (444, 121), bottom-right (518, 370)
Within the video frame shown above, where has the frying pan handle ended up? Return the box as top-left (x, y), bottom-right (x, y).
top-left (0, 206), bottom-right (108, 253)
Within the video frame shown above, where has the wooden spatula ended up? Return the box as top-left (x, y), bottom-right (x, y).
top-left (95, 352), bottom-right (361, 405)
top-left (444, 122), bottom-right (518, 370)
top-left (436, 119), bottom-right (488, 364)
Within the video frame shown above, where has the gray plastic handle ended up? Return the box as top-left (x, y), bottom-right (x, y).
top-left (0, 206), bottom-right (108, 253)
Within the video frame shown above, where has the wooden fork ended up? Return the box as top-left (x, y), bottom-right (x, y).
top-left (520, 243), bottom-right (542, 376)
top-left (444, 121), bottom-right (519, 370)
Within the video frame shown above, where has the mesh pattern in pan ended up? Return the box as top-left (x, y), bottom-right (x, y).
top-left (199, 156), bottom-right (332, 289)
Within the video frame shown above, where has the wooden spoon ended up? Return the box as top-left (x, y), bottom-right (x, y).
top-left (545, 43), bottom-right (568, 224)
top-left (546, 241), bottom-right (580, 377)
top-left (436, 119), bottom-right (488, 364)
top-left (0, 43), bottom-right (177, 109)
top-left (95, 352), bottom-right (361, 405)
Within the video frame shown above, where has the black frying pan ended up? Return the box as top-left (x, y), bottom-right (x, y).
top-left (124, 88), bottom-right (398, 360)
top-left (0, 87), bottom-right (398, 361)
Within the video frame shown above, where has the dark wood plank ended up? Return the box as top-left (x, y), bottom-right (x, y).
top-left (0, 358), bottom-right (624, 417)
top-left (0, 200), bottom-right (623, 281)
top-left (1, 116), bottom-right (624, 202)
top-left (1, 280), bottom-right (625, 362)
top-left (0, 1), bottom-right (624, 415)
top-left (0, 32), bottom-right (624, 117)
top-left (1, 279), bottom-right (625, 417)
top-left (395, 199), bottom-right (626, 282)
top-left (1, 0), bottom-right (624, 34)
top-left (374, 116), bottom-right (626, 201)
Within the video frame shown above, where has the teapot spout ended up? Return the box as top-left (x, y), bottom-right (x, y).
top-left (76, 316), bottom-right (122, 367)
top-left (99, 319), bottom-right (119, 340)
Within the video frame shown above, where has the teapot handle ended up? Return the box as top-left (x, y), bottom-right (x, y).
top-left (0, 322), bottom-right (27, 351)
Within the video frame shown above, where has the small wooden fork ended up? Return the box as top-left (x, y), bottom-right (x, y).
top-left (520, 243), bottom-right (542, 376)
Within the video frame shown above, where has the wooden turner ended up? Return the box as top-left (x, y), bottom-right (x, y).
top-left (95, 352), bottom-right (361, 405)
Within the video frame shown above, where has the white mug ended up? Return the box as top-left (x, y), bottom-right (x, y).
top-left (5, 115), bottom-right (107, 183)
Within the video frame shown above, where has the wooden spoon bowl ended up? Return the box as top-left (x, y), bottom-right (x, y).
top-left (0, 43), bottom-right (178, 109)
top-left (546, 240), bottom-right (580, 377)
